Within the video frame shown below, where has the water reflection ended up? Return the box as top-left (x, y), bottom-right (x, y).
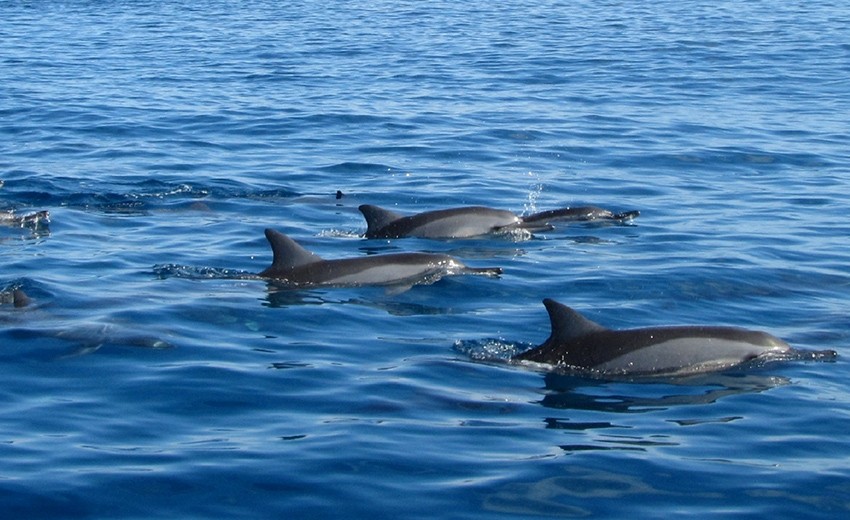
top-left (263, 288), bottom-right (458, 316)
top-left (538, 371), bottom-right (789, 414)
top-left (262, 283), bottom-right (489, 316)
top-left (533, 371), bottom-right (790, 454)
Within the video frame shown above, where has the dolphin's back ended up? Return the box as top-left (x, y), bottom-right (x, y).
top-left (515, 299), bottom-right (792, 375)
top-left (281, 253), bottom-right (453, 286)
top-left (360, 204), bottom-right (520, 239)
top-left (257, 228), bottom-right (502, 287)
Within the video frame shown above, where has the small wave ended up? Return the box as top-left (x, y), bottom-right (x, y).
top-left (0, 177), bottom-right (299, 214)
top-left (315, 162), bottom-right (398, 174)
top-left (152, 264), bottom-right (258, 281)
top-left (126, 183), bottom-right (203, 200)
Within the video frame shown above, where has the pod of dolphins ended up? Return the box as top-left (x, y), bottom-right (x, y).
top-left (2, 198), bottom-right (837, 377)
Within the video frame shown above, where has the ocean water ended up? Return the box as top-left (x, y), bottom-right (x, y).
top-left (2, 0), bottom-right (850, 517)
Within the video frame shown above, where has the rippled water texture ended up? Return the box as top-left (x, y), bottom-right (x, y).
top-left (2, 1), bottom-right (850, 518)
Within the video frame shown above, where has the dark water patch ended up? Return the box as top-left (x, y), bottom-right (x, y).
top-left (315, 162), bottom-right (399, 175)
top-left (544, 418), bottom-right (622, 431)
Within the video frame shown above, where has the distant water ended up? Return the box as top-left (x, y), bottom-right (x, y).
top-left (2, 1), bottom-right (850, 518)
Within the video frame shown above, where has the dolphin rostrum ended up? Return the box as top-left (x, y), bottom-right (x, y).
top-left (358, 204), bottom-right (639, 239)
top-left (258, 228), bottom-right (502, 288)
top-left (514, 299), bottom-right (795, 376)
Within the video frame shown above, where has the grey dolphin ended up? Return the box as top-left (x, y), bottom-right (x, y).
top-left (520, 206), bottom-right (640, 227)
top-left (514, 299), bottom-right (794, 376)
top-left (359, 204), bottom-right (639, 239)
top-left (258, 228), bottom-right (502, 288)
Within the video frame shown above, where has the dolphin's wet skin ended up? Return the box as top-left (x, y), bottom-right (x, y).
top-left (258, 228), bottom-right (502, 289)
top-left (359, 204), bottom-right (639, 239)
top-left (514, 299), bottom-right (837, 377)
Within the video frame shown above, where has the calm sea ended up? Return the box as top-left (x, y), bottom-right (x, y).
top-left (2, 1), bottom-right (849, 518)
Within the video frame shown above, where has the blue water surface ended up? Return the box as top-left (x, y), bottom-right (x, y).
top-left (2, 1), bottom-right (850, 518)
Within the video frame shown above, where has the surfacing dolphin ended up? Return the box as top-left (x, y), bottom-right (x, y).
top-left (258, 228), bottom-right (502, 289)
top-left (359, 204), bottom-right (639, 239)
top-left (513, 299), bottom-right (831, 377)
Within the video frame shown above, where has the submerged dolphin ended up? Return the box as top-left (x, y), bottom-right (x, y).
top-left (514, 299), bottom-right (794, 376)
top-left (258, 228), bottom-right (502, 288)
top-left (359, 204), bottom-right (639, 239)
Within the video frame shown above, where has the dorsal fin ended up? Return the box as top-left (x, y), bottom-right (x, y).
top-left (543, 298), bottom-right (606, 343)
top-left (358, 204), bottom-right (404, 236)
top-left (13, 289), bottom-right (31, 308)
top-left (264, 228), bottom-right (323, 269)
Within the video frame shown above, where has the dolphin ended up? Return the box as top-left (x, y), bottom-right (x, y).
top-left (358, 204), bottom-right (639, 239)
top-left (520, 206), bottom-right (640, 227)
top-left (513, 299), bottom-right (794, 376)
top-left (258, 228), bottom-right (502, 289)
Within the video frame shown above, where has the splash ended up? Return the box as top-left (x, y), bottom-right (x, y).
top-left (453, 338), bottom-right (529, 361)
top-left (152, 264), bottom-right (258, 280)
top-left (318, 228), bottom-right (362, 239)
top-left (522, 171), bottom-right (544, 216)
